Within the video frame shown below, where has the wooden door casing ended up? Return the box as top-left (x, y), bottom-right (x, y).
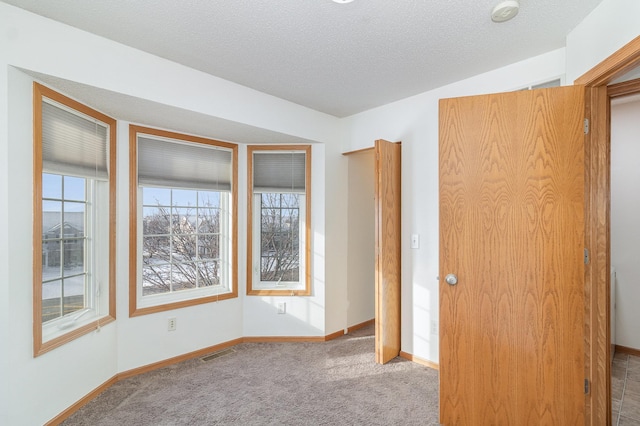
top-left (439, 86), bottom-right (586, 424)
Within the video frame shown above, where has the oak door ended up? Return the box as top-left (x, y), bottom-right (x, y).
top-left (439, 86), bottom-right (586, 424)
top-left (375, 139), bottom-right (401, 364)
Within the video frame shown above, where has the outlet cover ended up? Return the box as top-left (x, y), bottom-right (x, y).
top-left (168, 317), bottom-right (177, 331)
top-left (277, 302), bottom-right (286, 314)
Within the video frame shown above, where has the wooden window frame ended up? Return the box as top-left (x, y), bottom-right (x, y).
top-left (32, 83), bottom-right (116, 357)
top-left (128, 125), bottom-right (238, 317)
top-left (247, 145), bottom-right (312, 296)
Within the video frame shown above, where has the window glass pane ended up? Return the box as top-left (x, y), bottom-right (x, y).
top-left (143, 187), bottom-right (171, 206)
top-left (43, 280), bottom-right (62, 301)
top-left (43, 201), bottom-right (62, 239)
top-left (63, 202), bottom-right (85, 235)
top-left (42, 240), bottom-right (62, 280)
top-left (171, 262), bottom-right (197, 291)
top-left (42, 173), bottom-right (62, 199)
top-left (197, 261), bottom-right (219, 286)
top-left (63, 275), bottom-right (85, 316)
top-left (280, 193), bottom-right (299, 208)
top-left (62, 238), bottom-right (84, 271)
top-left (261, 192), bottom-right (278, 208)
top-left (172, 208), bottom-right (196, 235)
top-left (42, 279), bottom-right (62, 323)
top-left (172, 189), bottom-right (197, 207)
top-left (138, 156), bottom-right (233, 303)
top-left (41, 173), bottom-right (88, 322)
top-left (143, 236), bottom-right (171, 264)
top-left (260, 193), bottom-right (300, 282)
top-left (172, 233), bottom-right (196, 261)
top-left (143, 206), bottom-right (170, 235)
top-left (197, 207), bottom-right (220, 234)
top-left (142, 262), bottom-right (171, 296)
top-left (198, 191), bottom-right (220, 208)
top-left (63, 176), bottom-right (85, 201)
top-left (197, 234), bottom-right (219, 261)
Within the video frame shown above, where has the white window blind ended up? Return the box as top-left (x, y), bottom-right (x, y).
top-left (253, 152), bottom-right (306, 193)
top-left (42, 99), bottom-right (109, 179)
top-left (138, 136), bottom-right (233, 191)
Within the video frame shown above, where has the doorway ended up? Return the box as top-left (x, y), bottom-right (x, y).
top-left (344, 139), bottom-right (402, 365)
top-left (608, 79), bottom-right (640, 423)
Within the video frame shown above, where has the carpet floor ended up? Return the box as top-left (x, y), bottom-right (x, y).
top-left (62, 324), bottom-right (440, 425)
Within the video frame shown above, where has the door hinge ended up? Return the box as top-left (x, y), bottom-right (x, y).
top-left (584, 118), bottom-right (590, 134)
top-left (584, 248), bottom-right (589, 265)
top-left (585, 378), bottom-right (590, 395)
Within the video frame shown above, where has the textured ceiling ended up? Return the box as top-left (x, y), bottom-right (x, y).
top-left (3, 0), bottom-right (604, 117)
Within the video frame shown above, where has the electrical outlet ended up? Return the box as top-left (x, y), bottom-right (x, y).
top-left (430, 320), bottom-right (438, 335)
top-left (168, 317), bottom-right (177, 331)
top-left (277, 302), bottom-right (286, 314)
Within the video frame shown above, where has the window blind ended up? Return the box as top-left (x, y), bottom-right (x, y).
top-left (253, 152), bottom-right (306, 193)
top-left (138, 136), bottom-right (233, 191)
top-left (42, 100), bottom-right (109, 180)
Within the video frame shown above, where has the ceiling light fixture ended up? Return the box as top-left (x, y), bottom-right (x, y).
top-left (332, 0), bottom-right (355, 3)
top-left (491, 0), bottom-right (519, 23)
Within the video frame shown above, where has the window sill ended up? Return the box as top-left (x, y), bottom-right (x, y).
top-left (247, 288), bottom-right (310, 296)
top-left (130, 290), bottom-right (237, 317)
top-left (35, 314), bottom-right (115, 357)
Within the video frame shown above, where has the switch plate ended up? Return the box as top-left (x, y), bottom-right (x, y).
top-left (411, 233), bottom-right (420, 249)
top-left (430, 320), bottom-right (438, 335)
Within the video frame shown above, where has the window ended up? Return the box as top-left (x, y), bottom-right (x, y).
top-left (129, 126), bottom-right (237, 316)
top-left (247, 146), bottom-right (311, 295)
top-left (518, 78), bottom-right (562, 91)
top-left (33, 83), bottom-right (116, 356)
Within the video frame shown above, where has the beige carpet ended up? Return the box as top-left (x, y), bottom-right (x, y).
top-left (62, 324), bottom-right (439, 425)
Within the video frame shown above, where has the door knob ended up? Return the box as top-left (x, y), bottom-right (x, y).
top-left (445, 274), bottom-right (458, 286)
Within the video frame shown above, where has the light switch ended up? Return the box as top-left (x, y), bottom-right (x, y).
top-left (411, 233), bottom-right (420, 249)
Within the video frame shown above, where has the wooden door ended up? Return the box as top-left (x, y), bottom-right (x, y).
top-left (439, 86), bottom-right (586, 424)
top-left (375, 139), bottom-right (401, 364)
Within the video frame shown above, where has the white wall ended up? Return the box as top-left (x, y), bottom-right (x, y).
top-left (323, 137), bottom-right (351, 335)
top-left (611, 97), bottom-right (640, 351)
top-left (341, 48), bottom-right (567, 363)
top-left (346, 150), bottom-right (375, 327)
top-left (566, 0), bottom-right (640, 83)
top-left (0, 37), bottom-right (10, 426)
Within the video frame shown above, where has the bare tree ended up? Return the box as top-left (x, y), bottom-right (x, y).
top-left (259, 193), bottom-right (300, 282)
top-left (142, 201), bottom-right (221, 295)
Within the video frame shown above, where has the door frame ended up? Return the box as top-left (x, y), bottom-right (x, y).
top-left (575, 35), bottom-right (640, 425)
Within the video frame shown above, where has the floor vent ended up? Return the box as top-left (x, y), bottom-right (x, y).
top-left (201, 348), bottom-right (235, 362)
